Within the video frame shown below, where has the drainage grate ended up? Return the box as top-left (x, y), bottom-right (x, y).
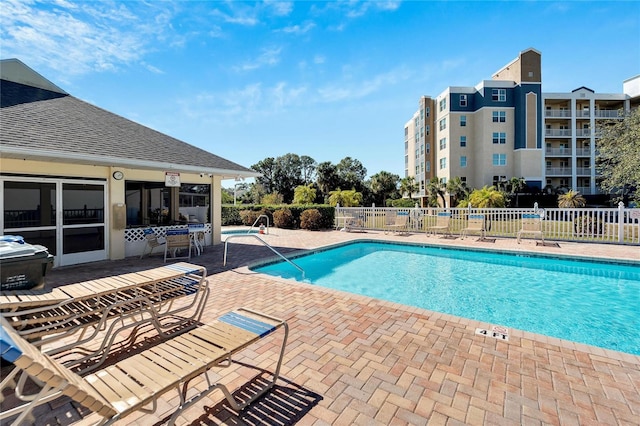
top-left (475, 325), bottom-right (509, 341)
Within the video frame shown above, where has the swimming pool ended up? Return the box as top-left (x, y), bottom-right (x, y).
top-left (221, 229), bottom-right (259, 235)
top-left (253, 241), bottom-right (640, 355)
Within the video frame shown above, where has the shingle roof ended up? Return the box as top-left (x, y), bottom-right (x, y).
top-left (0, 79), bottom-right (256, 176)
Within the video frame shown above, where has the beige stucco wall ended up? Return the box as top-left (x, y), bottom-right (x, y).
top-left (1, 158), bottom-right (220, 261)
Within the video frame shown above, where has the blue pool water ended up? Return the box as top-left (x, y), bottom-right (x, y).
top-left (253, 242), bottom-right (640, 355)
top-left (221, 229), bottom-right (259, 235)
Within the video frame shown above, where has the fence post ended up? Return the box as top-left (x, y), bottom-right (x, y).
top-left (618, 202), bottom-right (625, 243)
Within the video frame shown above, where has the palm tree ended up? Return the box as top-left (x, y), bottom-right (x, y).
top-left (558, 190), bottom-right (586, 208)
top-left (370, 171), bottom-right (400, 206)
top-left (468, 186), bottom-right (506, 208)
top-left (446, 177), bottom-right (470, 207)
top-left (508, 177), bottom-right (526, 207)
top-left (426, 177), bottom-right (447, 207)
top-left (399, 176), bottom-right (419, 200)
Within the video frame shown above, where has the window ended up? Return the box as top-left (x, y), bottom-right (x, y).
top-left (460, 136), bottom-right (467, 147)
top-left (439, 118), bottom-right (447, 131)
top-left (439, 157), bottom-right (447, 169)
top-left (425, 125), bottom-right (430, 135)
top-left (439, 137), bottom-right (447, 150)
top-left (426, 161), bottom-right (430, 172)
top-left (492, 154), bottom-right (507, 166)
top-left (440, 177), bottom-right (447, 185)
top-left (425, 107), bottom-right (430, 117)
top-left (460, 94), bottom-right (467, 107)
top-left (492, 132), bottom-right (506, 144)
top-left (425, 142), bottom-right (430, 153)
top-left (439, 98), bottom-right (447, 111)
top-left (460, 177), bottom-right (467, 183)
top-left (460, 115), bottom-right (466, 126)
top-left (460, 156), bottom-right (467, 167)
top-left (492, 88), bottom-right (506, 102)
top-left (492, 111), bottom-right (506, 122)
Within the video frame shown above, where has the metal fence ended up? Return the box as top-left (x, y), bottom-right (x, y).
top-left (335, 202), bottom-right (640, 245)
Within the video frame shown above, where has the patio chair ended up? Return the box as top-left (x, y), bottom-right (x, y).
top-left (384, 212), bottom-right (409, 235)
top-left (517, 213), bottom-right (544, 244)
top-left (0, 308), bottom-right (288, 426)
top-left (460, 214), bottom-right (486, 239)
top-left (140, 228), bottom-right (165, 259)
top-left (164, 228), bottom-right (191, 262)
top-left (188, 223), bottom-right (206, 255)
top-left (427, 212), bottom-right (451, 236)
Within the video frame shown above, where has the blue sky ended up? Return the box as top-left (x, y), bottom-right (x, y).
top-left (1, 1), bottom-right (639, 184)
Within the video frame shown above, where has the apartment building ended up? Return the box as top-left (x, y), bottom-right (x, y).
top-left (405, 48), bottom-right (637, 207)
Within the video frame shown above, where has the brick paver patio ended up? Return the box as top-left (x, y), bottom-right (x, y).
top-left (5, 229), bottom-right (639, 425)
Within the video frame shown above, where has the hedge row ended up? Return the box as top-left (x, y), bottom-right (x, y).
top-left (221, 205), bottom-right (335, 230)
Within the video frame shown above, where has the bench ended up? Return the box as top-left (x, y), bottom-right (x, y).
top-left (0, 308), bottom-right (288, 425)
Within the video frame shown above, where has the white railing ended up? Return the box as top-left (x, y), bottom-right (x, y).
top-left (335, 203), bottom-right (639, 245)
top-left (594, 110), bottom-right (624, 119)
top-left (545, 129), bottom-right (571, 137)
top-left (124, 224), bottom-right (212, 257)
top-left (544, 109), bottom-right (571, 118)
top-left (546, 167), bottom-right (572, 175)
top-left (545, 147), bottom-right (571, 156)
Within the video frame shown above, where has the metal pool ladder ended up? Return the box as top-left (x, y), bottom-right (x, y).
top-left (223, 234), bottom-right (305, 277)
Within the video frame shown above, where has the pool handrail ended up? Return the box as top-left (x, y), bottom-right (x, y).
top-left (249, 214), bottom-right (270, 234)
top-left (223, 234), bottom-right (305, 277)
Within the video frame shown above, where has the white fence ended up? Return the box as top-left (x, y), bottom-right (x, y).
top-left (335, 203), bottom-right (640, 245)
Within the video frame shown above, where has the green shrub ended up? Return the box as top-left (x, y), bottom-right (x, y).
top-left (300, 209), bottom-right (323, 230)
top-left (222, 206), bottom-right (243, 226)
top-left (239, 209), bottom-right (259, 226)
top-left (273, 208), bottom-right (295, 229)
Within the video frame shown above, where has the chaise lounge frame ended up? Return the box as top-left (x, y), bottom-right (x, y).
top-left (0, 308), bottom-right (288, 426)
top-left (0, 263), bottom-right (209, 372)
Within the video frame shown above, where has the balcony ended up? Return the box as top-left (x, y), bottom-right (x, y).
top-left (545, 129), bottom-right (571, 137)
top-left (546, 167), bottom-right (572, 176)
top-left (595, 110), bottom-right (624, 119)
top-left (576, 147), bottom-right (592, 156)
top-left (544, 109), bottom-right (571, 118)
top-left (575, 129), bottom-right (592, 137)
top-left (576, 167), bottom-right (592, 176)
top-left (545, 147), bottom-right (571, 156)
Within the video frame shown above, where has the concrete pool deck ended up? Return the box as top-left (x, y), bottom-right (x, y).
top-left (9, 229), bottom-right (640, 425)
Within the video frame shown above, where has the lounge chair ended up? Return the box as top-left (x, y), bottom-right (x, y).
top-left (385, 212), bottom-right (409, 235)
top-left (427, 212), bottom-right (451, 236)
top-left (1, 263), bottom-right (209, 371)
top-left (164, 228), bottom-right (192, 262)
top-left (460, 214), bottom-right (486, 239)
top-left (517, 213), bottom-right (544, 244)
top-left (140, 228), bottom-right (166, 259)
top-left (0, 308), bottom-right (288, 426)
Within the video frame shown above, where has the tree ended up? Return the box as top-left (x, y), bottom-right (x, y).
top-left (426, 177), bottom-right (446, 207)
top-left (446, 177), bottom-right (470, 207)
top-left (316, 161), bottom-right (340, 201)
top-left (251, 157), bottom-right (277, 193)
top-left (596, 108), bottom-right (640, 203)
top-left (369, 171), bottom-right (400, 206)
top-left (558, 190), bottom-right (586, 208)
top-left (300, 155), bottom-right (317, 185)
top-left (293, 184), bottom-right (317, 204)
top-left (399, 176), bottom-right (419, 199)
top-left (468, 186), bottom-right (506, 208)
top-left (336, 157), bottom-right (367, 192)
top-left (261, 192), bottom-right (284, 204)
top-left (328, 189), bottom-right (362, 207)
top-left (273, 153), bottom-right (305, 203)
top-left (507, 177), bottom-right (526, 207)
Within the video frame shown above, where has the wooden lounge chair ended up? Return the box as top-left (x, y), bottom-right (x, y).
top-left (384, 212), bottom-right (409, 235)
top-left (1, 263), bottom-right (209, 371)
top-left (517, 213), bottom-right (544, 244)
top-left (460, 214), bottom-right (486, 239)
top-left (427, 212), bottom-right (451, 236)
top-left (0, 308), bottom-right (288, 426)
top-left (164, 228), bottom-right (191, 262)
top-left (140, 228), bottom-right (166, 259)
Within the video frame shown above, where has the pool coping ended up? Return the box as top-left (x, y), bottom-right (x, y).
top-left (244, 238), bottom-right (640, 363)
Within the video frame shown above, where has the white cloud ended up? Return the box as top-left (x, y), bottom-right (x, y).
top-left (263, 0), bottom-right (294, 16)
top-left (280, 21), bottom-right (316, 35)
top-left (234, 47), bottom-right (282, 72)
top-left (0, 0), bottom-right (177, 77)
top-left (314, 55), bottom-right (326, 64)
top-left (317, 66), bottom-right (412, 102)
